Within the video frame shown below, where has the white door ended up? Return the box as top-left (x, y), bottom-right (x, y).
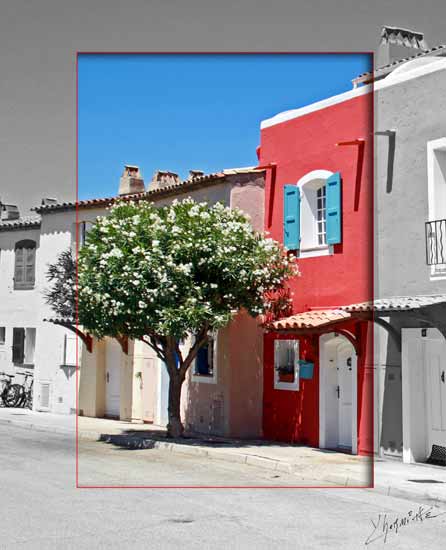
top-left (0, 348), bottom-right (7, 371)
top-left (337, 346), bottom-right (353, 449)
top-left (141, 358), bottom-right (156, 422)
top-left (156, 361), bottom-right (169, 426)
top-left (425, 340), bottom-right (446, 452)
top-left (105, 339), bottom-right (121, 418)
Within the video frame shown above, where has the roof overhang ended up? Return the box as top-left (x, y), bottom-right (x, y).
top-left (265, 309), bottom-right (352, 333)
top-left (340, 295), bottom-right (446, 314)
top-left (265, 295), bottom-right (446, 334)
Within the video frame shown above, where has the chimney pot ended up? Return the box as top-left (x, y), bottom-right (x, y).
top-left (41, 197), bottom-right (58, 206)
top-left (119, 165), bottom-right (145, 196)
top-left (377, 25), bottom-right (429, 67)
top-left (149, 170), bottom-right (181, 191)
top-left (0, 204), bottom-right (20, 221)
top-left (188, 170), bottom-right (205, 180)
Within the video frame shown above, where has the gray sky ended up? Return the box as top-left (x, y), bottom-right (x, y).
top-left (1, 0), bottom-right (445, 213)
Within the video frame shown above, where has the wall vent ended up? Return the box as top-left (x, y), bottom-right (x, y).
top-left (39, 383), bottom-right (51, 410)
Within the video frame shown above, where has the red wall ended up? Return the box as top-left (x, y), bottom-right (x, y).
top-left (260, 92), bottom-right (374, 449)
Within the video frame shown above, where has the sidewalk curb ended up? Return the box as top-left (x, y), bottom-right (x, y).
top-left (0, 416), bottom-right (370, 488)
top-left (0, 416), bottom-right (75, 437)
top-left (90, 431), bottom-right (368, 486)
top-left (365, 484), bottom-right (446, 506)
top-left (6, 415), bottom-right (443, 502)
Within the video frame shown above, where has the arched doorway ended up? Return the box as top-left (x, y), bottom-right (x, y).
top-left (319, 333), bottom-right (358, 454)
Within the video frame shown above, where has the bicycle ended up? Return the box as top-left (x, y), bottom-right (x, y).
top-left (0, 372), bottom-right (21, 407)
top-left (15, 372), bottom-right (33, 409)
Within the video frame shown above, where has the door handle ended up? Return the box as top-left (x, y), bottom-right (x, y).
top-left (441, 371), bottom-right (445, 384)
top-left (106, 372), bottom-right (109, 383)
top-left (336, 385), bottom-right (340, 399)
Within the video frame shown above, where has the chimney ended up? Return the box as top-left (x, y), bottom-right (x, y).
top-left (188, 170), bottom-right (204, 180)
top-left (377, 25), bottom-right (429, 67)
top-left (118, 165), bottom-right (145, 196)
top-left (0, 204), bottom-right (20, 221)
top-left (41, 197), bottom-right (58, 206)
top-left (149, 170), bottom-right (181, 191)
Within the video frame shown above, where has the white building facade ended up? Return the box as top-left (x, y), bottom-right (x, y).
top-left (0, 203), bottom-right (78, 414)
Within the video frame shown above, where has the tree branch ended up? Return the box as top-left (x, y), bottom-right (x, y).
top-left (180, 322), bottom-right (209, 376)
top-left (140, 335), bottom-right (166, 363)
top-left (165, 335), bottom-right (180, 377)
top-left (174, 339), bottom-right (184, 366)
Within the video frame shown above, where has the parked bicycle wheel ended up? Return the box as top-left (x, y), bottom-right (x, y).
top-left (24, 388), bottom-right (33, 409)
top-left (3, 384), bottom-right (21, 407)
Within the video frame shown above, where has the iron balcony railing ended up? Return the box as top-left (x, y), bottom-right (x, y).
top-left (426, 219), bottom-right (446, 265)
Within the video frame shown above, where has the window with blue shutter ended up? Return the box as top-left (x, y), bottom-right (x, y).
top-left (283, 185), bottom-right (301, 250)
top-left (325, 172), bottom-right (342, 245)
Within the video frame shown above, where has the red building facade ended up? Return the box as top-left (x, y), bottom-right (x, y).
top-left (259, 88), bottom-right (374, 455)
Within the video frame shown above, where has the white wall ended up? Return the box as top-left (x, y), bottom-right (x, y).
top-left (0, 227), bottom-right (41, 386)
top-left (32, 210), bottom-right (79, 414)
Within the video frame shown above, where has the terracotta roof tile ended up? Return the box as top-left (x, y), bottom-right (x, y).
top-left (0, 215), bottom-right (41, 232)
top-left (270, 309), bottom-right (351, 330)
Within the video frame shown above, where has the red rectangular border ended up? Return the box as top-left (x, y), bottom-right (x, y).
top-left (75, 52), bottom-right (375, 489)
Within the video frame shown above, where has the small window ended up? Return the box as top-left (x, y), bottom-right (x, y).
top-left (274, 339), bottom-right (300, 391)
top-left (295, 169), bottom-right (341, 259)
top-left (0, 327), bottom-right (5, 345)
top-left (14, 240), bottom-right (36, 290)
top-left (301, 181), bottom-right (328, 252)
top-left (78, 221), bottom-right (93, 248)
top-left (192, 332), bottom-right (217, 384)
top-left (316, 185), bottom-right (327, 245)
top-left (12, 327), bottom-right (36, 366)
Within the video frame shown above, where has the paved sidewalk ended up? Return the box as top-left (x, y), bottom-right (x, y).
top-left (374, 458), bottom-right (446, 505)
top-left (0, 407), bottom-right (76, 434)
top-left (78, 415), bottom-right (372, 487)
top-left (2, 407), bottom-right (446, 502)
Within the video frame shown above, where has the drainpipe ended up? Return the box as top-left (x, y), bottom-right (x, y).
top-left (255, 162), bottom-right (277, 229)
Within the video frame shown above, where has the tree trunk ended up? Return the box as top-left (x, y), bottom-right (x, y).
top-left (167, 371), bottom-right (184, 438)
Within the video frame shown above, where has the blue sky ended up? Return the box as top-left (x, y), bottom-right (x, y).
top-left (78, 54), bottom-right (371, 200)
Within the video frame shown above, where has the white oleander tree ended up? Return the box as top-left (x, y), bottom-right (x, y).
top-left (78, 198), bottom-right (298, 437)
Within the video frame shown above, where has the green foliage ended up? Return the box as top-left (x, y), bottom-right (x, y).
top-left (78, 198), bottom-right (297, 341)
top-left (45, 249), bottom-right (76, 320)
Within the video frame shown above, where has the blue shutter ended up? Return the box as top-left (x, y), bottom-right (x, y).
top-left (283, 185), bottom-right (300, 250)
top-left (326, 172), bottom-right (342, 245)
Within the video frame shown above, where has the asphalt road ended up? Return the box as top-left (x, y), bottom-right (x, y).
top-left (78, 438), bottom-right (342, 487)
top-left (1, 424), bottom-right (446, 549)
